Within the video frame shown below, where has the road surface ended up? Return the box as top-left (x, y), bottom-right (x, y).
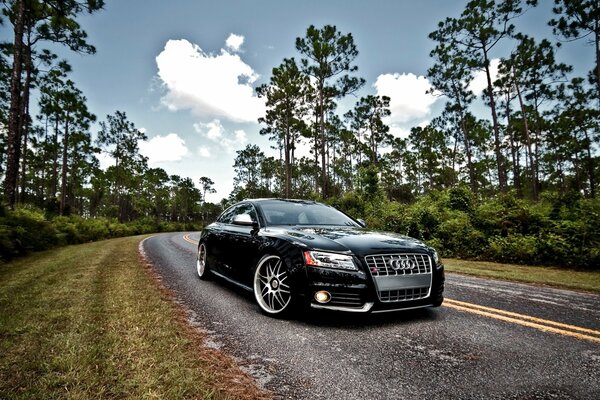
top-left (141, 232), bottom-right (600, 400)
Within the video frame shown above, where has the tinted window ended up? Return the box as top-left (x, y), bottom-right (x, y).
top-left (259, 201), bottom-right (358, 226)
top-left (218, 203), bottom-right (257, 224)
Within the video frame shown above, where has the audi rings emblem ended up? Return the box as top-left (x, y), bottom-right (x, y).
top-left (388, 258), bottom-right (415, 271)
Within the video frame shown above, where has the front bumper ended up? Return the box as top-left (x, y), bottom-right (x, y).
top-left (303, 261), bottom-right (445, 313)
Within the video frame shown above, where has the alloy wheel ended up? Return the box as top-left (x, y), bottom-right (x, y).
top-left (253, 255), bottom-right (292, 314)
top-left (196, 243), bottom-right (210, 280)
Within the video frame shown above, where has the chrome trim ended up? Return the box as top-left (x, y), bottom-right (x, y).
top-left (371, 303), bottom-right (436, 313)
top-left (210, 270), bottom-right (253, 292)
top-left (310, 302), bottom-right (374, 312)
top-left (365, 253), bottom-right (433, 302)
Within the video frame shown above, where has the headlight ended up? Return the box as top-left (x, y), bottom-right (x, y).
top-left (432, 249), bottom-right (442, 266)
top-left (303, 251), bottom-right (358, 271)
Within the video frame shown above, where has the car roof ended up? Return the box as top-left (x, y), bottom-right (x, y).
top-left (244, 198), bottom-right (319, 205)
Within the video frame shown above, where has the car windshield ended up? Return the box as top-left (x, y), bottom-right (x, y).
top-left (259, 200), bottom-right (359, 227)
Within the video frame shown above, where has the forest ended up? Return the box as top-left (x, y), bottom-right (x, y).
top-left (0, 0), bottom-right (598, 268)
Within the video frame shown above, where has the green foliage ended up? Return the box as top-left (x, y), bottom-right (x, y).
top-left (0, 207), bottom-right (202, 262)
top-left (332, 189), bottom-right (599, 270)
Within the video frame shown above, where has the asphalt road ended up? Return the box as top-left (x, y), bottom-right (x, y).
top-left (141, 232), bottom-right (600, 400)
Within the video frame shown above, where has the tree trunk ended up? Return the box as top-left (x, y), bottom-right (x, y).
top-left (505, 91), bottom-right (522, 198)
top-left (51, 117), bottom-right (60, 198)
top-left (60, 112), bottom-right (70, 215)
top-left (584, 128), bottom-right (596, 198)
top-left (515, 75), bottom-right (539, 200)
top-left (18, 40), bottom-right (33, 204)
top-left (4, 0), bottom-right (26, 209)
top-left (595, 23), bottom-right (600, 110)
top-left (483, 50), bottom-right (507, 192)
top-left (453, 85), bottom-right (477, 194)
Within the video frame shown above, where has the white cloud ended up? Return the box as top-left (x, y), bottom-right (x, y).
top-left (226, 33), bottom-right (244, 52)
top-left (194, 119), bottom-right (248, 154)
top-left (469, 58), bottom-right (500, 95)
top-left (388, 125), bottom-right (411, 139)
top-left (97, 151), bottom-right (115, 170)
top-left (156, 38), bottom-right (265, 123)
top-left (374, 73), bottom-right (438, 124)
top-left (139, 133), bottom-right (189, 164)
top-left (198, 146), bottom-right (211, 158)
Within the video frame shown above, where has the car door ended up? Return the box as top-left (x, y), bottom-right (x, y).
top-left (219, 203), bottom-right (260, 285)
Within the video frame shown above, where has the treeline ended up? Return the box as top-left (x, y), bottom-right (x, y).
top-left (227, 1), bottom-right (599, 268)
top-left (1, 1), bottom-right (599, 268)
top-left (233, 0), bottom-right (599, 202)
top-left (0, 1), bottom-right (223, 220)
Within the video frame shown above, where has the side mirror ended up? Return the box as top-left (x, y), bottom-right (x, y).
top-left (232, 213), bottom-right (256, 227)
top-left (357, 218), bottom-right (367, 228)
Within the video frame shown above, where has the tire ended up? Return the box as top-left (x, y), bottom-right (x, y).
top-left (196, 243), bottom-right (211, 280)
top-left (253, 254), bottom-right (293, 316)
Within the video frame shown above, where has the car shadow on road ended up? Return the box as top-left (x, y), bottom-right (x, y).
top-left (294, 305), bottom-right (443, 329)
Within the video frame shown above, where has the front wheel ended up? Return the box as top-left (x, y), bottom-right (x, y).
top-left (196, 243), bottom-right (211, 280)
top-left (253, 254), bottom-right (293, 316)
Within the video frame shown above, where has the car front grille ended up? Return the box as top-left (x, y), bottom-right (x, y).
top-left (379, 287), bottom-right (430, 302)
top-left (365, 253), bottom-right (432, 276)
top-left (365, 253), bottom-right (432, 303)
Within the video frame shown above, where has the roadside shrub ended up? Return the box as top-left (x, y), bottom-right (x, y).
top-left (447, 185), bottom-right (475, 213)
top-left (0, 207), bottom-right (58, 258)
top-left (436, 211), bottom-right (486, 258)
top-left (486, 234), bottom-right (538, 265)
top-left (75, 218), bottom-right (111, 242)
top-left (473, 193), bottom-right (549, 236)
top-left (330, 191), bottom-right (366, 220)
top-left (405, 198), bottom-right (442, 240)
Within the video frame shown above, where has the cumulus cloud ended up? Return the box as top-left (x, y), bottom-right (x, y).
top-left (139, 133), bottom-right (189, 164)
top-left (156, 38), bottom-right (265, 123)
top-left (469, 58), bottom-right (500, 95)
top-left (198, 146), bottom-right (211, 158)
top-left (193, 119), bottom-right (248, 154)
top-left (374, 73), bottom-right (438, 124)
top-left (226, 33), bottom-right (244, 52)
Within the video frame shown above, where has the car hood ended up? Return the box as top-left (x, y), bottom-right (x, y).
top-left (264, 226), bottom-right (432, 256)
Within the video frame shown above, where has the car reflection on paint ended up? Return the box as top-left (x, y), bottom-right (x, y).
top-left (196, 198), bottom-right (444, 317)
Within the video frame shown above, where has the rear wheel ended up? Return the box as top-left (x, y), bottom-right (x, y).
top-left (253, 254), bottom-right (293, 316)
top-left (196, 243), bottom-right (211, 280)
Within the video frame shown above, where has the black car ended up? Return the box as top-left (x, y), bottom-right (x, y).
top-left (196, 198), bottom-right (444, 317)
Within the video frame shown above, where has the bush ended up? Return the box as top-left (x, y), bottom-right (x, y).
top-left (486, 234), bottom-right (539, 265)
top-left (436, 211), bottom-right (486, 259)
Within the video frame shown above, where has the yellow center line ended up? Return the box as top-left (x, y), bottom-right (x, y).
top-left (182, 233), bottom-right (198, 245)
top-left (444, 299), bottom-right (600, 343)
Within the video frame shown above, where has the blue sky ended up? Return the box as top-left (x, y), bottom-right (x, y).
top-left (53, 0), bottom-right (591, 201)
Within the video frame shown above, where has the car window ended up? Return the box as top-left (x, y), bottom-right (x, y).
top-left (260, 201), bottom-right (358, 226)
top-left (217, 203), bottom-right (257, 224)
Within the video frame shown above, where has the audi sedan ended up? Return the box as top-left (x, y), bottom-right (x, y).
top-left (196, 198), bottom-right (444, 317)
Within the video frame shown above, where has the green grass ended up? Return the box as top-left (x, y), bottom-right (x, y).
top-left (0, 236), bottom-right (269, 400)
top-left (444, 258), bottom-right (600, 294)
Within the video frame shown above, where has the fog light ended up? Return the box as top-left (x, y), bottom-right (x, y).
top-left (314, 290), bottom-right (331, 304)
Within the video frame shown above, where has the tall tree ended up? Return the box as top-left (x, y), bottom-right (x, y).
top-left (295, 25), bottom-right (365, 197)
top-left (233, 144), bottom-right (267, 198)
top-left (550, 0), bottom-right (600, 109)
top-left (496, 34), bottom-right (571, 200)
top-left (199, 176), bottom-right (216, 203)
top-left (96, 111), bottom-right (147, 221)
top-left (1, 0), bottom-right (104, 209)
top-left (344, 95), bottom-right (392, 166)
top-left (428, 40), bottom-right (478, 193)
top-left (429, 0), bottom-right (537, 192)
top-left (257, 58), bottom-right (311, 198)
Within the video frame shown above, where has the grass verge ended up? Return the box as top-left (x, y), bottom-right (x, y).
top-left (0, 235), bottom-right (270, 400)
top-left (444, 258), bottom-right (600, 294)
